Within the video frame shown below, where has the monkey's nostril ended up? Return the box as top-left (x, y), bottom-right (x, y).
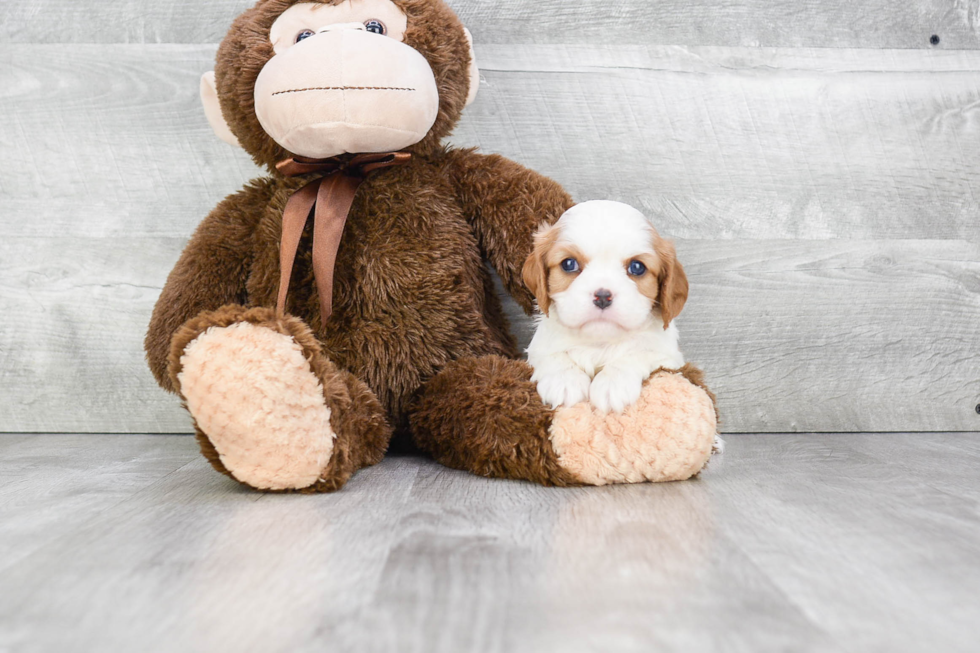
top-left (593, 289), bottom-right (613, 309)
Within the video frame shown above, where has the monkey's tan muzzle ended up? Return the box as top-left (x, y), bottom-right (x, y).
top-left (254, 27), bottom-right (440, 159)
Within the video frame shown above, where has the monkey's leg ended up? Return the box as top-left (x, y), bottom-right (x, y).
top-left (410, 356), bottom-right (717, 486)
top-left (169, 305), bottom-right (391, 492)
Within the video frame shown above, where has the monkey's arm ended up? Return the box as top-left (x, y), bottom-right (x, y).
top-left (446, 149), bottom-right (573, 315)
top-left (145, 179), bottom-right (276, 392)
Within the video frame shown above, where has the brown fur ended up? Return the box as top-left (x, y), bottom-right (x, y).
top-left (410, 356), bottom-right (581, 486)
top-left (626, 251), bottom-right (661, 305)
top-left (674, 362), bottom-right (720, 427)
top-left (145, 178), bottom-right (278, 392)
top-left (653, 237), bottom-right (688, 328)
top-left (545, 263), bottom-right (578, 300)
top-left (215, 0), bottom-right (475, 173)
top-left (544, 243), bottom-right (589, 306)
top-left (521, 224), bottom-right (602, 317)
top-left (547, 244), bottom-right (589, 271)
top-left (145, 0), bottom-right (575, 491)
top-left (520, 223), bottom-right (561, 315)
top-left (520, 220), bottom-right (686, 328)
top-left (411, 360), bottom-right (719, 486)
top-left (167, 305), bottom-right (392, 490)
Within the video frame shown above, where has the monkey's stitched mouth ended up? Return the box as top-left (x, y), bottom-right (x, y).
top-left (272, 86), bottom-right (417, 96)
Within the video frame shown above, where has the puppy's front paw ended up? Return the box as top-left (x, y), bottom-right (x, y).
top-left (589, 370), bottom-right (644, 413)
top-left (535, 370), bottom-right (592, 409)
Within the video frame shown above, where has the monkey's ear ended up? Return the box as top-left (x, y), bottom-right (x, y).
top-left (462, 28), bottom-right (479, 107)
top-left (200, 71), bottom-right (241, 148)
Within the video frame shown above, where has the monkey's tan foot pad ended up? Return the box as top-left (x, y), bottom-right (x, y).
top-left (177, 322), bottom-right (335, 490)
top-left (549, 371), bottom-right (717, 485)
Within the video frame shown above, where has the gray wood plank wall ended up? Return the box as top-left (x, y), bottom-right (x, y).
top-left (1, 1), bottom-right (978, 433)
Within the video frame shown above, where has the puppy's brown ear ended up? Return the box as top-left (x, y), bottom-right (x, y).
top-left (522, 223), bottom-right (559, 315)
top-left (654, 237), bottom-right (688, 329)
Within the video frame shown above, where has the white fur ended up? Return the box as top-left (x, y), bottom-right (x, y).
top-left (527, 201), bottom-right (685, 413)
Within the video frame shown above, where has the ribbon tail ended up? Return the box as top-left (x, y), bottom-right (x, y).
top-left (277, 178), bottom-right (321, 317)
top-left (275, 151), bottom-right (408, 326)
top-left (311, 173), bottom-right (365, 324)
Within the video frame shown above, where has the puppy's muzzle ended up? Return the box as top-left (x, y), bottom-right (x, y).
top-left (593, 288), bottom-right (613, 309)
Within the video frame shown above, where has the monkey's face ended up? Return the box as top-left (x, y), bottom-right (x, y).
top-left (256, 1), bottom-right (438, 158)
top-left (204, 0), bottom-right (479, 168)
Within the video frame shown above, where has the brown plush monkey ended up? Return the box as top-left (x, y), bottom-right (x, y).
top-left (146, 0), bottom-right (718, 492)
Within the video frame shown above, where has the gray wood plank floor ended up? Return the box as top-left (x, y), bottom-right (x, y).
top-left (0, 433), bottom-right (978, 653)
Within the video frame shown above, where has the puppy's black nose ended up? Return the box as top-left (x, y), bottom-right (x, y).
top-left (593, 288), bottom-right (613, 309)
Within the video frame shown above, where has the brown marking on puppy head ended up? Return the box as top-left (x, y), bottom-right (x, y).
top-left (215, 0), bottom-right (474, 170)
top-left (653, 235), bottom-right (688, 328)
top-left (545, 242), bottom-right (588, 296)
top-left (522, 223), bottom-right (560, 315)
top-left (625, 252), bottom-right (662, 305)
top-left (522, 223), bottom-right (595, 316)
top-left (622, 228), bottom-right (688, 329)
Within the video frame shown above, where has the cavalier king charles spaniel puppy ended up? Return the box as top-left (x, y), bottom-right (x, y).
top-left (522, 200), bottom-right (689, 413)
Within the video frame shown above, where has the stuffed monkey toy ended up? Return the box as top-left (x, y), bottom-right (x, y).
top-left (145, 0), bottom-right (718, 492)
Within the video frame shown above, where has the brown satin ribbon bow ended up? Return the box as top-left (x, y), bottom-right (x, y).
top-left (275, 151), bottom-right (411, 324)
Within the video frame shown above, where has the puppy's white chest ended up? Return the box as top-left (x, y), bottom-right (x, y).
top-left (565, 345), bottom-right (610, 378)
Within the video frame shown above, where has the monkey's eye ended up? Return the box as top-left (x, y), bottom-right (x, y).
top-left (364, 19), bottom-right (387, 35)
top-left (295, 29), bottom-right (316, 43)
top-left (627, 260), bottom-right (647, 276)
top-left (560, 258), bottom-right (579, 273)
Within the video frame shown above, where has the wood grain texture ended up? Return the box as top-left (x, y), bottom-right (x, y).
top-left (0, 434), bottom-right (194, 573)
top-left (3, 45), bottom-right (979, 240)
top-left (501, 239), bottom-right (980, 433)
top-left (0, 34), bottom-right (980, 432)
top-left (0, 237), bottom-right (194, 433)
top-left (2, 41), bottom-right (980, 431)
top-left (709, 433), bottom-right (980, 653)
top-left (0, 433), bottom-right (978, 652)
top-left (683, 238), bottom-right (980, 433)
top-left (2, 0), bottom-right (979, 49)
top-left (3, 236), bottom-right (977, 433)
top-left (457, 45), bottom-right (980, 241)
top-left (0, 44), bottom-right (262, 239)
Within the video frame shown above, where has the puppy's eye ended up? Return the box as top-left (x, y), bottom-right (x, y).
top-left (295, 29), bottom-right (316, 43)
top-left (364, 19), bottom-right (387, 35)
top-left (560, 258), bottom-right (579, 273)
top-left (628, 260), bottom-right (647, 276)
